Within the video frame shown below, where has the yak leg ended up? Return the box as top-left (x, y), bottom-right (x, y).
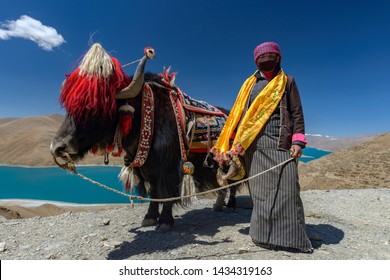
top-left (213, 187), bottom-right (237, 212)
top-left (155, 202), bottom-right (174, 232)
top-left (142, 201), bottom-right (159, 227)
top-left (213, 189), bottom-right (227, 211)
top-left (226, 186), bottom-right (237, 211)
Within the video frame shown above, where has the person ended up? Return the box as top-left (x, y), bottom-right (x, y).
top-left (211, 41), bottom-right (313, 253)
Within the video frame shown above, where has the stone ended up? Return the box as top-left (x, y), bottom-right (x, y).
top-left (0, 242), bottom-right (6, 252)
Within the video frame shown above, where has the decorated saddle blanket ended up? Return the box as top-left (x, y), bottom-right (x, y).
top-left (158, 68), bottom-right (228, 154)
top-left (180, 91), bottom-right (226, 117)
top-left (189, 113), bottom-right (227, 153)
top-left (177, 92), bottom-right (227, 153)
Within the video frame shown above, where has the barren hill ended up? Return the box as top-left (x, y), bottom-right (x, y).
top-left (299, 132), bottom-right (390, 190)
top-left (0, 114), bottom-right (122, 166)
top-left (0, 115), bottom-right (62, 166)
top-left (305, 133), bottom-right (382, 152)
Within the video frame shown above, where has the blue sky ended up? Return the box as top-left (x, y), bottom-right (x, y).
top-left (1, 0), bottom-right (389, 137)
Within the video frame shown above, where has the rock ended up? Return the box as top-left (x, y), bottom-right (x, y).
top-left (238, 248), bottom-right (248, 254)
top-left (103, 241), bottom-right (121, 248)
top-left (103, 219), bottom-right (110, 225)
top-left (0, 242), bottom-right (6, 252)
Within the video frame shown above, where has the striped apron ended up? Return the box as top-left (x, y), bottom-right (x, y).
top-left (244, 112), bottom-right (313, 251)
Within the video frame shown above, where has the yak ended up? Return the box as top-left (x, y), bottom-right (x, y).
top-left (50, 44), bottom-right (236, 231)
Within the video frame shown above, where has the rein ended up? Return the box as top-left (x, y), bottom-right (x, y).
top-left (52, 151), bottom-right (295, 203)
top-left (121, 58), bottom-right (142, 68)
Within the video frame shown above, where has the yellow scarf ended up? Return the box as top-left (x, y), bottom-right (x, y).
top-left (211, 70), bottom-right (287, 163)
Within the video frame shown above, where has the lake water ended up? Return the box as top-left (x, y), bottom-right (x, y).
top-left (300, 147), bottom-right (331, 163)
top-left (0, 147), bottom-right (330, 204)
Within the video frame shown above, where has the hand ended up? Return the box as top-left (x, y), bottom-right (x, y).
top-left (290, 144), bottom-right (302, 158)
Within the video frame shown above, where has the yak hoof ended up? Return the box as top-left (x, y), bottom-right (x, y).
top-left (213, 202), bottom-right (224, 212)
top-left (226, 207), bottom-right (235, 213)
top-left (213, 196), bottom-right (226, 212)
top-left (155, 223), bottom-right (173, 233)
top-left (141, 218), bottom-right (158, 227)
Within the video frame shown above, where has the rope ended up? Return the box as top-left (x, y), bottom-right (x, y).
top-left (121, 58), bottom-right (142, 68)
top-left (53, 154), bottom-right (295, 203)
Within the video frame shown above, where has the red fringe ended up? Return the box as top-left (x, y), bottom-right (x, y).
top-left (60, 58), bottom-right (131, 123)
top-left (120, 113), bottom-right (132, 138)
top-left (125, 179), bottom-right (131, 191)
top-left (111, 147), bottom-right (123, 157)
top-left (106, 144), bottom-right (114, 153)
top-left (158, 67), bottom-right (177, 88)
top-left (90, 146), bottom-right (99, 155)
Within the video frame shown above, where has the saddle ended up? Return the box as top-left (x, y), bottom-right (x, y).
top-left (180, 91), bottom-right (227, 154)
top-left (157, 68), bottom-right (227, 165)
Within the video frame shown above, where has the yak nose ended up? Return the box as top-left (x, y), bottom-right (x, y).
top-left (50, 140), bottom-right (66, 157)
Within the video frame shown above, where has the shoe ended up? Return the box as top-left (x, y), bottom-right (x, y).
top-left (301, 248), bottom-right (314, 254)
top-left (252, 239), bottom-right (314, 254)
top-left (252, 240), bottom-right (277, 250)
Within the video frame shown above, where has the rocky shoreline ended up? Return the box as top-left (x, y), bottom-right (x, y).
top-left (0, 188), bottom-right (389, 260)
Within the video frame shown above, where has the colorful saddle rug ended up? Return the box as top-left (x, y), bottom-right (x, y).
top-left (181, 91), bottom-right (226, 116)
top-left (188, 113), bottom-right (226, 153)
top-left (158, 68), bottom-right (228, 156)
top-left (178, 92), bottom-right (227, 153)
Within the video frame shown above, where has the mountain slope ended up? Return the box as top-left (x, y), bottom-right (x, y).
top-left (0, 115), bottom-right (63, 166)
top-left (300, 132), bottom-right (390, 190)
top-left (0, 114), bottom-right (122, 166)
top-left (305, 133), bottom-right (383, 152)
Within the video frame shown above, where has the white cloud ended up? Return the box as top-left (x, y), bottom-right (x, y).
top-left (0, 15), bottom-right (65, 51)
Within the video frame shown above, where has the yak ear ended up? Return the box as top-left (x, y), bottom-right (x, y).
top-left (116, 47), bottom-right (155, 99)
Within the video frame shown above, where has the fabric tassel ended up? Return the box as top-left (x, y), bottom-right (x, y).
top-left (89, 146), bottom-right (105, 156)
top-left (111, 146), bottom-right (123, 157)
top-left (118, 166), bottom-right (140, 191)
top-left (118, 103), bottom-right (135, 138)
top-left (181, 162), bottom-right (196, 206)
top-left (90, 146), bottom-right (99, 155)
top-left (60, 43), bottom-right (131, 123)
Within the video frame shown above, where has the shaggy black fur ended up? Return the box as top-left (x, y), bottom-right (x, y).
top-left (52, 72), bottom-right (230, 230)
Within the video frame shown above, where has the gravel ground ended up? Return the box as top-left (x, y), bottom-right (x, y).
top-left (0, 188), bottom-right (389, 260)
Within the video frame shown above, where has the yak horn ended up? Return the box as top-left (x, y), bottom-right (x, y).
top-left (116, 47), bottom-right (155, 99)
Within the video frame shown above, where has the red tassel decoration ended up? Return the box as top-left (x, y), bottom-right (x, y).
top-left (111, 147), bottom-right (123, 157)
top-left (59, 43), bottom-right (131, 124)
top-left (118, 103), bottom-right (135, 138)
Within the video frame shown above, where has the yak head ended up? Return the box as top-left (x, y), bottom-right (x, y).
top-left (50, 43), bottom-right (154, 162)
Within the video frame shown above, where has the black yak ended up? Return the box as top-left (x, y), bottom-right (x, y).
top-left (50, 43), bottom-right (233, 231)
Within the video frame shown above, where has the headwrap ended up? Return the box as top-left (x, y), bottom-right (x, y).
top-left (254, 42), bottom-right (281, 66)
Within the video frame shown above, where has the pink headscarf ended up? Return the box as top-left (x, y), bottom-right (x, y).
top-left (254, 42), bottom-right (281, 65)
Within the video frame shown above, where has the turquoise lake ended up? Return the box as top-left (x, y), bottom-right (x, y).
top-left (0, 147), bottom-right (330, 204)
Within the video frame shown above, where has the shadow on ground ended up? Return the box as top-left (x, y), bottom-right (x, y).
top-left (107, 207), bottom-right (344, 259)
top-left (307, 224), bottom-right (344, 249)
top-left (107, 206), bottom-right (251, 260)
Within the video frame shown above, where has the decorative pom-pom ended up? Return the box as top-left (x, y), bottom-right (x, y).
top-left (183, 161), bottom-right (194, 175)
